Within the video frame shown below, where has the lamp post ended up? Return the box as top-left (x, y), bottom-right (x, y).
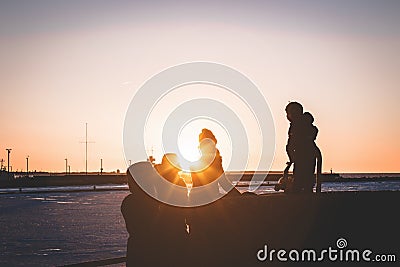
top-left (6, 148), bottom-right (12, 173)
top-left (100, 158), bottom-right (103, 175)
top-left (65, 158), bottom-right (68, 175)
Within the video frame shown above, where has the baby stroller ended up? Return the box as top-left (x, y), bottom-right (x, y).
top-left (274, 158), bottom-right (322, 193)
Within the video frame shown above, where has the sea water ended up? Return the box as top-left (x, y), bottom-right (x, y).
top-left (0, 191), bottom-right (128, 266)
top-left (1, 180), bottom-right (399, 266)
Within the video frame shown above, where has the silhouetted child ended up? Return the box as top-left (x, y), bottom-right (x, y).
top-left (303, 112), bottom-right (322, 192)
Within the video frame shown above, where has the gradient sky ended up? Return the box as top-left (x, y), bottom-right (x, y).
top-left (1, 0), bottom-right (399, 173)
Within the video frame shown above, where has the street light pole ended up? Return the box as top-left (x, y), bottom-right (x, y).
top-left (65, 158), bottom-right (68, 175)
top-left (6, 148), bottom-right (12, 173)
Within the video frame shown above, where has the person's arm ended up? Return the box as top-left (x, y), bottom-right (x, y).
top-left (286, 125), bottom-right (295, 163)
top-left (215, 152), bottom-right (241, 196)
top-left (315, 145), bottom-right (322, 193)
top-left (315, 146), bottom-right (322, 175)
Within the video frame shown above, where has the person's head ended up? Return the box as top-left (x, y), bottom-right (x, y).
top-left (126, 162), bottom-right (163, 198)
top-left (126, 164), bottom-right (151, 195)
top-left (198, 129), bottom-right (218, 156)
top-left (285, 102), bottom-right (303, 122)
top-left (303, 111), bottom-right (314, 124)
top-left (156, 153), bottom-right (182, 184)
top-left (199, 128), bottom-right (217, 144)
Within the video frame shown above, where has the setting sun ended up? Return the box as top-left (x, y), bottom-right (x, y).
top-left (177, 123), bottom-right (201, 164)
top-left (176, 118), bottom-right (232, 172)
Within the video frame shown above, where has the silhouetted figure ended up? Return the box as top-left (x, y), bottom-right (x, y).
top-left (121, 162), bottom-right (188, 266)
top-left (154, 153), bottom-right (186, 187)
top-left (285, 102), bottom-right (321, 193)
top-left (190, 129), bottom-right (240, 197)
top-left (121, 164), bottom-right (160, 266)
top-left (303, 112), bottom-right (323, 192)
top-left (191, 129), bottom-right (222, 188)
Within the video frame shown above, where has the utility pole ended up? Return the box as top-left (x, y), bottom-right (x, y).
top-left (65, 158), bottom-right (68, 175)
top-left (80, 123), bottom-right (94, 175)
top-left (26, 155), bottom-right (29, 177)
top-left (100, 158), bottom-right (103, 175)
top-left (6, 148), bottom-right (12, 172)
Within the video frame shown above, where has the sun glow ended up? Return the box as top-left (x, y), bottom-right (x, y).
top-left (144, 84), bottom-right (251, 172)
top-left (177, 124), bottom-right (201, 164)
top-left (176, 118), bottom-right (232, 172)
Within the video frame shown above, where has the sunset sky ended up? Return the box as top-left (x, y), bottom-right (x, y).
top-left (1, 0), bottom-right (399, 173)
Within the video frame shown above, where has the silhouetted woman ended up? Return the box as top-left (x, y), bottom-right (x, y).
top-left (190, 129), bottom-right (239, 197)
